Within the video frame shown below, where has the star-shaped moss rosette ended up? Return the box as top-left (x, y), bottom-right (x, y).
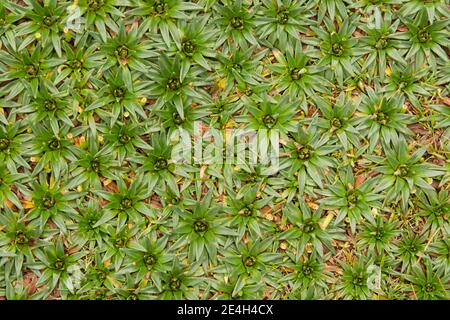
top-left (280, 200), bottom-right (346, 259)
top-left (0, 0), bottom-right (449, 301)
top-left (172, 191), bottom-right (236, 266)
top-left (269, 43), bottom-right (331, 110)
top-left (0, 207), bottom-right (41, 278)
top-left (255, 0), bottom-right (315, 48)
top-left (397, 11), bottom-right (450, 68)
top-left (357, 9), bottom-right (407, 81)
top-left (366, 138), bottom-right (444, 212)
top-left (312, 17), bottom-right (362, 87)
top-left (281, 251), bottom-right (331, 299)
top-left (354, 86), bottom-right (416, 151)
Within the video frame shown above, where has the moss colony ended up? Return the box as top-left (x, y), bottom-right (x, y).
top-left (0, 0), bottom-right (449, 300)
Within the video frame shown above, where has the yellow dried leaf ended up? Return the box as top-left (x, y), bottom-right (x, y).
top-left (217, 78), bottom-right (226, 90)
top-left (22, 200), bottom-right (35, 209)
top-left (320, 213), bottom-right (334, 230)
top-left (107, 275), bottom-right (121, 288)
top-left (76, 136), bottom-right (86, 147)
top-left (262, 68), bottom-right (271, 77)
top-left (4, 198), bottom-right (13, 208)
top-left (49, 176), bottom-right (55, 189)
top-left (345, 85), bottom-right (356, 92)
top-left (385, 66), bottom-right (391, 76)
top-left (307, 202), bottom-right (319, 210)
top-left (200, 165), bottom-right (208, 180)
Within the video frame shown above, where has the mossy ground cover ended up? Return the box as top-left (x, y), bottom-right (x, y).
top-left (0, 0), bottom-right (449, 300)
